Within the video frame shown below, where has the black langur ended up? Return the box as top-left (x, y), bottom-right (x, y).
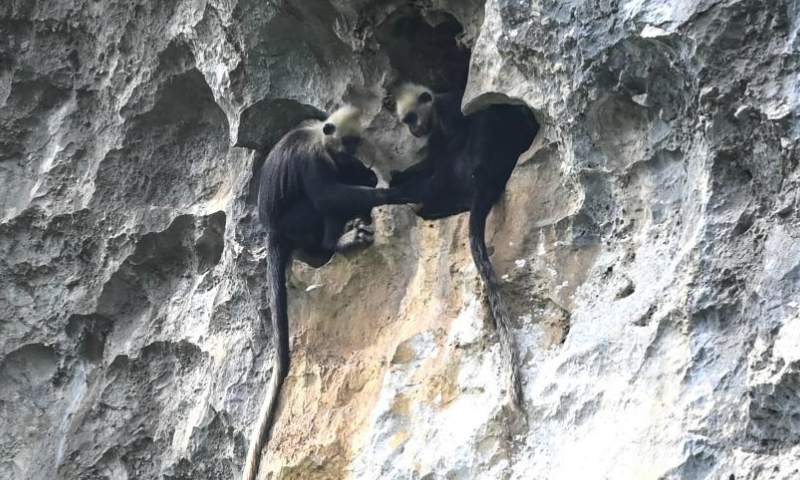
top-left (245, 106), bottom-right (412, 480)
top-left (391, 84), bottom-right (539, 410)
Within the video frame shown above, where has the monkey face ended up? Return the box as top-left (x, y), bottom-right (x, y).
top-left (323, 122), bottom-right (362, 156)
top-left (341, 135), bottom-right (361, 155)
top-left (400, 91), bottom-right (434, 137)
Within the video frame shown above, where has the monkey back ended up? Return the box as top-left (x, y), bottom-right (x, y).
top-left (258, 128), bottom-right (323, 230)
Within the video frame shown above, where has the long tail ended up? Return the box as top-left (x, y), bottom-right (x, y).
top-left (243, 238), bottom-right (291, 480)
top-left (469, 194), bottom-right (523, 410)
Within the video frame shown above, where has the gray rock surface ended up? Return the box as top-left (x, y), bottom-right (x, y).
top-left (1, 0), bottom-right (799, 479)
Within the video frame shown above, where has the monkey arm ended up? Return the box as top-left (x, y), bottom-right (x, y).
top-left (350, 167), bottom-right (379, 188)
top-left (335, 157), bottom-right (379, 226)
top-left (312, 183), bottom-right (407, 213)
top-left (304, 157), bottom-right (410, 214)
top-left (337, 156), bottom-right (378, 188)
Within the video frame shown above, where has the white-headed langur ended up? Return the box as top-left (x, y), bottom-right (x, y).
top-left (392, 84), bottom-right (539, 412)
top-left (244, 106), bottom-right (414, 480)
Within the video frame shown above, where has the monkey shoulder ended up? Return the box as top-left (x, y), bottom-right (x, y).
top-left (435, 91), bottom-right (466, 117)
top-left (258, 127), bottom-right (331, 220)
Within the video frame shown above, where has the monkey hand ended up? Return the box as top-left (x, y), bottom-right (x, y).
top-left (335, 218), bottom-right (375, 253)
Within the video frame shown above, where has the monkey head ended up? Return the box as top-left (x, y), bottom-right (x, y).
top-left (321, 105), bottom-right (363, 156)
top-left (396, 84), bottom-right (434, 138)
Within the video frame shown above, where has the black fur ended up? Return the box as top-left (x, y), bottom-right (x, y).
top-left (259, 128), bottom-right (392, 262)
top-left (246, 124), bottom-right (409, 480)
top-left (392, 90), bottom-right (539, 409)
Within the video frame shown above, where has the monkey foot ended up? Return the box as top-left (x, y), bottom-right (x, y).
top-left (335, 218), bottom-right (375, 252)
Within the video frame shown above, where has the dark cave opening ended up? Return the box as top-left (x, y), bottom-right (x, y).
top-left (376, 6), bottom-right (539, 149)
top-left (375, 9), bottom-right (471, 93)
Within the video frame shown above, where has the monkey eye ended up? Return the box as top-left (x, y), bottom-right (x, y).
top-left (418, 92), bottom-right (432, 104)
top-left (402, 112), bottom-right (418, 125)
top-left (323, 123), bottom-right (336, 135)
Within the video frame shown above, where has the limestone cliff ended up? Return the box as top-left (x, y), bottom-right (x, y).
top-left (1, 1), bottom-right (799, 479)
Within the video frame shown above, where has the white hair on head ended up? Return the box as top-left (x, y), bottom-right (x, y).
top-left (300, 105), bottom-right (362, 147)
top-left (324, 105), bottom-right (362, 136)
top-left (396, 83), bottom-right (432, 118)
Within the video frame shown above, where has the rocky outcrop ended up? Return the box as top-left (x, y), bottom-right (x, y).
top-left (1, 0), bottom-right (798, 479)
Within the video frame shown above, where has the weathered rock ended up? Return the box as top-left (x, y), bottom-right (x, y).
top-left (1, 1), bottom-right (799, 479)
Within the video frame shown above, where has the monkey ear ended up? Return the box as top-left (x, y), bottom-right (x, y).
top-left (323, 123), bottom-right (336, 135)
top-left (419, 92), bottom-right (433, 104)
